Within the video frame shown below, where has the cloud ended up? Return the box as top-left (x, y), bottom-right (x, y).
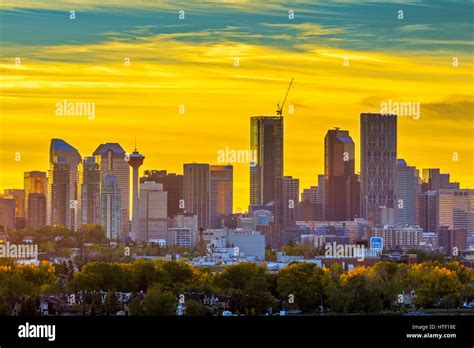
top-left (395, 24), bottom-right (432, 32)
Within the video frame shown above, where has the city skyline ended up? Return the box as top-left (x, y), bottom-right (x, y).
top-left (0, 0), bottom-right (473, 212)
top-left (0, 113), bottom-right (471, 216)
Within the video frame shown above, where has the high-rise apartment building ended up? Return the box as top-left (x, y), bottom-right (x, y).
top-left (93, 143), bottom-right (130, 237)
top-left (49, 139), bottom-right (81, 230)
top-left (100, 174), bottom-right (121, 240)
top-left (77, 157), bottom-right (101, 227)
top-left (47, 156), bottom-right (70, 227)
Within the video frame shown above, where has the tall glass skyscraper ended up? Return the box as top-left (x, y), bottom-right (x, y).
top-left (324, 128), bottom-right (360, 221)
top-left (101, 174), bottom-right (121, 240)
top-left (93, 143), bottom-right (130, 238)
top-left (396, 159), bottom-right (419, 226)
top-left (209, 165), bottom-right (233, 228)
top-left (360, 113), bottom-right (397, 225)
top-left (250, 116), bottom-right (284, 220)
top-left (77, 156), bottom-right (101, 227)
top-left (49, 139), bottom-right (81, 230)
top-left (47, 156), bottom-right (70, 227)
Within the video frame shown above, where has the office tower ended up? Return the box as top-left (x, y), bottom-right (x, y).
top-left (47, 156), bottom-right (70, 227)
top-left (128, 147), bottom-right (145, 239)
top-left (317, 175), bottom-right (324, 204)
top-left (422, 169), bottom-right (459, 192)
top-left (141, 170), bottom-right (183, 218)
top-left (183, 163), bottom-right (210, 230)
top-left (437, 189), bottom-right (474, 249)
top-left (77, 157), bottom-right (101, 227)
top-left (423, 191), bottom-right (438, 232)
top-left (396, 159), bottom-right (419, 226)
top-left (3, 189), bottom-right (25, 218)
top-left (0, 198), bottom-right (15, 231)
top-left (282, 176), bottom-right (299, 228)
top-left (93, 143), bottom-right (130, 237)
top-left (301, 186), bottom-right (318, 204)
top-left (27, 193), bottom-right (46, 229)
top-left (324, 128), bottom-right (360, 221)
top-left (360, 113), bottom-right (397, 225)
top-left (249, 116), bottom-right (284, 220)
top-left (137, 181), bottom-right (167, 242)
top-left (101, 174), bottom-right (121, 240)
top-left (50, 139), bottom-right (81, 230)
top-left (24, 171), bottom-right (47, 219)
top-left (438, 226), bottom-right (467, 255)
top-left (2, 189), bottom-right (26, 229)
top-left (209, 165), bottom-right (233, 229)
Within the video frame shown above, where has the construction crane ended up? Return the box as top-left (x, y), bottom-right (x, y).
top-left (276, 78), bottom-right (294, 116)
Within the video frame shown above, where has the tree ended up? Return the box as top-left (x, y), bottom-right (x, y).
top-left (409, 263), bottom-right (464, 308)
top-left (214, 263), bottom-right (275, 314)
top-left (277, 262), bottom-right (326, 313)
top-left (185, 300), bottom-right (209, 316)
top-left (77, 224), bottom-right (107, 244)
top-left (143, 286), bottom-right (176, 315)
top-left (371, 262), bottom-right (407, 310)
top-left (0, 294), bottom-right (11, 315)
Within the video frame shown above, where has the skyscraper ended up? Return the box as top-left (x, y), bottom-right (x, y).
top-left (282, 176), bottom-right (299, 228)
top-left (324, 128), bottom-right (360, 221)
top-left (3, 189), bottom-right (25, 218)
top-left (27, 193), bottom-right (46, 229)
top-left (140, 170), bottom-right (183, 218)
top-left (77, 156), bottom-right (101, 227)
top-left (422, 168), bottom-right (460, 192)
top-left (93, 143), bottom-right (130, 237)
top-left (396, 159), bottom-right (419, 226)
top-left (249, 116), bottom-right (284, 218)
top-left (50, 139), bottom-right (81, 230)
top-left (360, 113), bottom-right (397, 225)
top-left (0, 198), bottom-right (15, 232)
top-left (209, 165), bottom-right (233, 229)
top-left (128, 147), bottom-right (145, 239)
top-left (137, 181), bottom-right (167, 242)
top-left (24, 171), bottom-right (47, 219)
top-left (183, 163), bottom-right (210, 230)
top-left (437, 189), bottom-right (474, 249)
top-left (47, 156), bottom-right (70, 227)
top-left (2, 189), bottom-right (26, 229)
top-left (101, 174), bottom-right (121, 240)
